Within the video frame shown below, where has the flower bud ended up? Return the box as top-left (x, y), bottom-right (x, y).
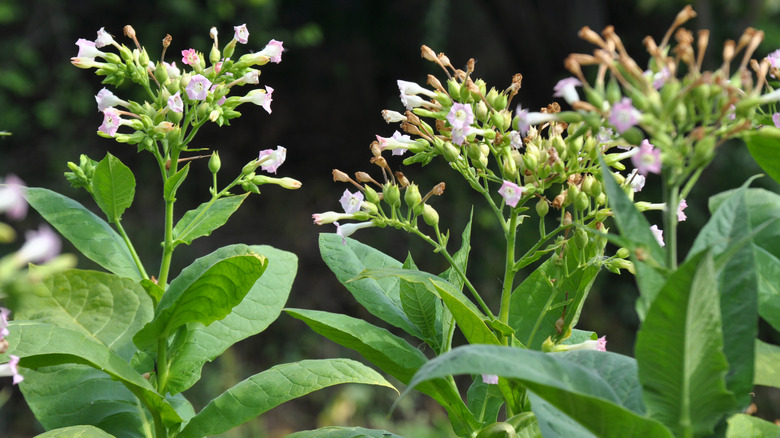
top-left (606, 78), bottom-right (621, 104)
top-left (475, 101), bottom-right (488, 121)
top-left (584, 87), bottom-right (605, 110)
top-left (442, 142), bottom-right (461, 162)
top-left (208, 152), bottom-right (221, 173)
top-left (501, 154), bottom-right (518, 180)
top-left (575, 191), bottom-right (590, 211)
top-left (363, 185), bottom-right (381, 204)
top-left (383, 183), bottom-right (401, 208)
top-left (616, 247), bottom-right (630, 258)
top-left (566, 184), bottom-right (580, 205)
top-left (422, 204), bottom-right (439, 226)
top-left (241, 181), bottom-right (260, 194)
top-left (574, 228), bottom-right (589, 248)
top-left (404, 183), bottom-right (422, 209)
top-left (536, 198), bottom-right (549, 217)
top-left (467, 143), bottom-right (483, 160)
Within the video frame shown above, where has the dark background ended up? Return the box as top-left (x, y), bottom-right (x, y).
top-left (2, 0), bottom-right (780, 436)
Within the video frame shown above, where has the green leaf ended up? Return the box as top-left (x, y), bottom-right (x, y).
top-left (441, 208), bottom-right (473, 292)
top-left (34, 425), bottom-right (117, 437)
top-left (319, 233), bottom-right (422, 338)
top-left (527, 393), bottom-right (597, 438)
top-left (163, 162), bottom-right (189, 202)
top-left (172, 193), bottom-right (249, 246)
top-left (635, 251), bottom-right (737, 436)
top-left (177, 359), bottom-right (396, 438)
top-left (355, 268), bottom-right (499, 345)
top-left (509, 250), bottom-right (601, 350)
top-left (743, 126), bottom-right (780, 184)
top-left (7, 322), bottom-right (182, 429)
top-left (284, 308), bottom-right (479, 435)
top-left (688, 184), bottom-right (762, 408)
top-left (403, 345), bottom-right (672, 438)
top-left (23, 187), bottom-right (142, 280)
top-left (287, 427), bottom-right (406, 438)
top-left (18, 269), bottom-right (153, 361)
top-left (598, 153), bottom-right (667, 319)
top-left (134, 252), bottom-right (267, 350)
top-left (755, 339), bottom-right (780, 388)
top-left (466, 377), bottom-right (504, 425)
top-left (399, 274), bottom-right (441, 350)
top-left (91, 153), bottom-right (135, 223)
top-left (164, 245), bottom-right (296, 394)
top-left (725, 413), bottom-right (780, 437)
top-left (21, 365), bottom-right (146, 438)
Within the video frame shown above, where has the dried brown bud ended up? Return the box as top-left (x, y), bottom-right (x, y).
top-left (355, 171), bottom-right (380, 186)
top-left (400, 121), bottom-right (422, 136)
top-left (438, 53), bottom-right (452, 68)
top-left (395, 171), bottom-right (410, 188)
top-left (371, 156), bottom-right (390, 172)
top-left (431, 182), bottom-right (446, 196)
top-left (435, 119), bottom-right (447, 132)
top-left (370, 140), bottom-right (383, 157)
top-left (696, 30), bottom-right (709, 71)
top-left (0, 338), bottom-right (8, 354)
top-left (405, 110), bottom-right (421, 125)
top-left (552, 192), bottom-right (566, 209)
top-left (421, 45), bottom-right (438, 62)
top-left (563, 211), bottom-right (573, 226)
top-left (124, 25), bottom-right (136, 39)
top-left (643, 36), bottom-right (660, 57)
top-left (427, 74), bottom-right (445, 93)
top-left (571, 100), bottom-right (599, 112)
top-left (332, 169), bottom-right (351, 183)
top-left (466, 58), bottom-right (476, 74)
top-left (578, 26), bottom-right (607, 48)
top-left (163, 34), bottom-right (172, 48)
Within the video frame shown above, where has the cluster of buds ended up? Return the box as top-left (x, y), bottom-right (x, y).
top-left (314, 46), bottom-right (627, 273)
top-left (71, 25), bottom-right (299, 193)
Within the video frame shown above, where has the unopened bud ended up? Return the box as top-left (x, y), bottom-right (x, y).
top-left (575, 191), bottom-right (590, 211)
top-left (364, 185), bottom-right (381, 204)
top-left (332, 169), bottom-right (351, 183)
top-left (422, 204), bottom-right (439, 226)
top-left (442, 142), bottom-right (460, 162)
top-left (536, 198), bottom-right (549, 217)
top-left (404, 183), bottom-right (422, 209)
top-left (208, 151), bottom-right (221, 173)
top-left (383, 183), bottom-right (401, 208)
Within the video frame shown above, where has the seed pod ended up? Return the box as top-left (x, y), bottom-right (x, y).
top-left (536, 198), bottom-right (549, 217)
top-left (383, 183), bottom-right (401, 208)
top-left (422, 204), bottom-right (439, 226)
top-left (404, 183), bottom-right (422, 209)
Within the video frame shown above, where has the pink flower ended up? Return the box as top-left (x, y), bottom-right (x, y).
top-left (16, 225), bottom-right (61, 265)
top-left (95, 88), bottom-right (127, 111)
top-left (234, 24), bottom-right (250, 44)
top-left (630, 139), bottom-right (661, 176)
top-left (451, 126), bottom-right (472, 146)
top-left (508, 131), bottom-right (523, 149)
top-left (75, 38), bottom-right (104, 59)
top-left (98, 108), bottom-right (126, 137)
top-left (609, 97), bottom-right (640, 133)
top-left (650, 225), bottom-right (665, 247)
top-left (163, 61), bottom-right (181, 79)
top-left (167, 91), bottom-right (184, 113)
top-left (0, 355), bottom-right (23, 385)
top-left (95, 27), bottom-right (115, 48)
top-left (498, 180), bottom-right (524, 207)
top-left (185, 74), bottom-right (212, 100)
top-left (554, 336), bottom-right (607, 352)
top-left (553, 77), bottom-right (582, 104)
top-left (766, 49), bottom-right (780, 78)
top-left (381, 110), bottom-right (407, 124)
top-left (335, 221), bottom-right (375, 244)
top-left (627, 169), bottom-right (646, 192)
top-left (677, 199), bottom-right (688, 222)
top-left (238, 86), bottom-right (274, 114)
top-left (181, 48), bottom-right (200, 66)
top-left (446, 103), bottom-right (474, 130)
top-left (644, 67), bottom-right (671, 90)
top-left (313, 211), bottom-right (354, 225)
top-left (259, 39), bottom-right (284, 64)
top-left (0, 174), bottom-right (28, 220)
top-left (0, 307), bottom-right (10, 341)
top-left (773, 113), bottom-right (780, 128)
top-left (258, 146), bottom-right (286, 174)
top-left (481, 374), bottom-right (499, 385)
top-left (376, 131), bottom-right (417, 155)
top-left (339, 189), bottom-right (364, 214)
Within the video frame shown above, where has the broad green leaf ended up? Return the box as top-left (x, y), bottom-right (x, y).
top-left (23, 187), bottom-right (142, 280)
top-left (35, 425), bottom-right (117, 437)
top-left (356, 268), bottom-right (499, 345)
top-left (21, 365), bottom-right (147, 438)
top-left (6, 321), bottom-right (182, 428)
top-left (177, 359), bottom-right (396, 438)
top-left (403, 345), bottom-right (672, 438)
top-left (284, 308), bottom-right (479, 435)
top-left (17, 269), bottom-right (153, 361)
top-left (172, 193), bottom-right (248, 246)
top-left (527, 393), bottom-right (597, 438)
top-left (441, 208), bottom-right (473, 292)
top-left (164, 245), bottom-right (296, 394)
top-left (688, 186), bottom-right (757, 406)
top-left (399, 275), bottom-right (441, 350)
top-left (466, 377), bottom-right (504, 425)
top-left (91, 153), bottom-right (135, 223)
top-left (319, 233), bottom-right (422, 338)
top-left (287, 427), bottom-right (406, 438)
top-left (163, 162), bottom-right (189, 201)
top-left (635, 252), bottom-right (737, 436)
top-left (743, 126), bottom-right (780, 184)
top-left (598, 154), bottom-right (667, 319)
top-left (755, 339), bottom-right (780, 388)
top-left (509, 250), bottom-right (601, 350)
top-left (726, 413), bottom-right (780, 437)
top-left (134, 252), bottom-right (267, 350)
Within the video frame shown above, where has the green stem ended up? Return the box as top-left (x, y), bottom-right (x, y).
top-left (115, 220), bottom-right (149, 280)
top-left (155, 336), bottom-right (170, 398)
top-left (157, 198), bottom-right (175, 286)
top-left (663, 180), bottom-right (680, 270)
top-left (498, 210), bottom-right (517, 332)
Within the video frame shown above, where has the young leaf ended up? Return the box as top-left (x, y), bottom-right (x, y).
top-left (23, 187), bottom-right (142, 280)
top-left (635, 251), bottom-right (737, 436)
top-left (399, 277), bottom-right (442, 350)
top-left (402, 345), bottom-right (672, 438)
top-left (287, 427), bottom-right (406, 438)
top-left (5, 321), bottom-right (183, 428)
top-left (725, 413), bottom-right (780, 437)
top-left (177, 359), bottom-right (396, 438)
top-left (743, 127), bottom-right (780, 185)
top-left (34, 424), bottom-right (118, 437)
top-left (754, 339), bottom-right (780, 388)
top-left (18, 269), bottom-right (153, 361)
top-left (164, 245), bottom-right (296, 394)
top-left (598, 154), bottom-right (667, 319)
top-left (172, 193), bottom-right (249, 246)
top-left (163, 162), bottom-right (190, 202)
top-left (319, 233), bottom-right (422, 338)
top-left (133, 252), bottom-right (267, 350)
top-left (91, 153), bottom-right (135, 224)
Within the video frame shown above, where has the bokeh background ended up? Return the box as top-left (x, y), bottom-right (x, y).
top-left (2, 0), bottom-right (780, 436)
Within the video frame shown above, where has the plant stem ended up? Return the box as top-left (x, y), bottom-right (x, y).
top-left (115, 220), bottom-right (149, 280)
top-left (663, 180), bottom-right (680, 270)
top-left (498, 210), bottom-right (517, 333)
